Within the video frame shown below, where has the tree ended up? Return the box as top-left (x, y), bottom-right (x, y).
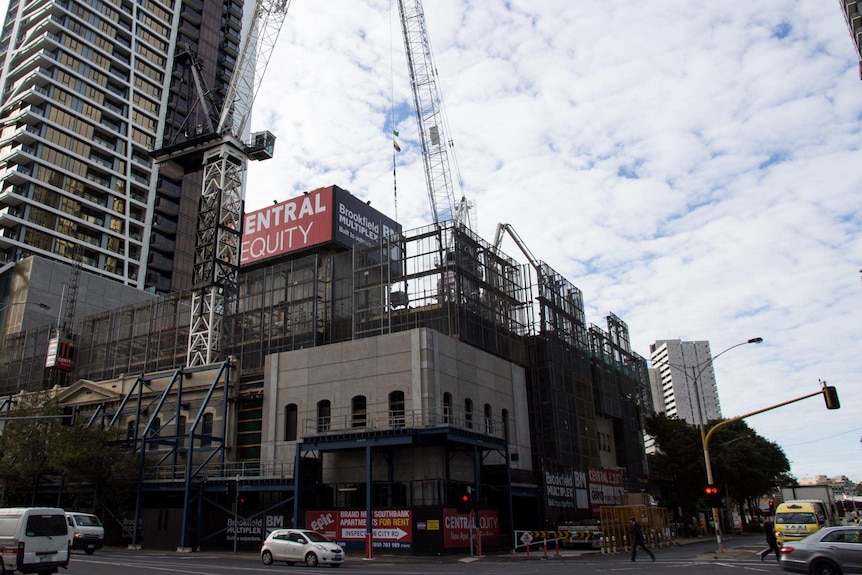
top-left (646, 414), bottom-right (791, 530)
top-left (0, 393), bottom-right (137, 510)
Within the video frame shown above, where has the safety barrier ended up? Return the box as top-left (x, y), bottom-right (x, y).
top-left (513, 505), bottom-right (674, 557)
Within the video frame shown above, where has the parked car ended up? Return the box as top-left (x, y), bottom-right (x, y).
top-left (65, 512), bottom-right (105, 555)
top-left (261, 528), bottom-right (345, 567)
top-left (0, 507), bottom-right (70, 574)
top-left (779, 525), bottom-right (862, 575)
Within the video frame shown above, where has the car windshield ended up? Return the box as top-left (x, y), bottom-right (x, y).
top-left (303, 531), bottom-right (330, 543)
top-left (776, 512), bottom-right (816, 524)
top-left (73, 515), bottom-right (102, 527)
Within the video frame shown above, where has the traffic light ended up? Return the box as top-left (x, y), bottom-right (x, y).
top-left (456, 491), bottom-right (471, 514)
top-left (704, 484), bottom-right (721, 507)
top-left (823, 385), bottom-right (840, 410)
top-left (768, 500), bottom-right (775, 512)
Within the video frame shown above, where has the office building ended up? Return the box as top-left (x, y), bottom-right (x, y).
top-left (649, 339), bottom-right (720, 426)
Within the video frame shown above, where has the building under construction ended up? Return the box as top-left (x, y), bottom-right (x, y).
top-left (0, 186), bottom-right (651, 554)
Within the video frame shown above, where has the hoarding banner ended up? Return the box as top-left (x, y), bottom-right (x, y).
top-left (306, 509), bottom-right (413, 550)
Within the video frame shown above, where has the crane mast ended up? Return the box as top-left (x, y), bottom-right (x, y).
top-left (152, 0), bottom-right (289, 367)
top-left (396, 0), bottom-right (467, 228)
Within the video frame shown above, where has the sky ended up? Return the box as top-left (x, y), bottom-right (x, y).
top-left (239, 0), bottom-right (862, 484)
top-left (3, 0), bottom-right (854, 482)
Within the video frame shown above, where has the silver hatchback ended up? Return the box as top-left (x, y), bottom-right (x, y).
top-left (261, 528), bottom-right (345, 568)
top-left (779, 526), bottom-right (862, 575)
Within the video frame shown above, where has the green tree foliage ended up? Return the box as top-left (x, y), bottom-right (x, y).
top-left (646, 413), bottom-right (791, 527)
top-left (0, 393), bottom-right (137, 509)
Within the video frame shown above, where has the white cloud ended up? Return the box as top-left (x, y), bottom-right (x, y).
top-left (244, 0), bottom-right (862, 482)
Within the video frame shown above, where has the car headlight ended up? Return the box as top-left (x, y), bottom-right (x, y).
top-left (315, 544), bottom-right (327, 552)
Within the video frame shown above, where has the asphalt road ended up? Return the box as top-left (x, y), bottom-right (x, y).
top-left (62, 534), bottom-right (784, 575)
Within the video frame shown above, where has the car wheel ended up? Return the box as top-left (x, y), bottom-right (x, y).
top-left (261, 550), bottom-right (274, 565)
top-left (305, 552), bottom-right (319, 567)
top-left (812, 560), bottom-right (842, 575)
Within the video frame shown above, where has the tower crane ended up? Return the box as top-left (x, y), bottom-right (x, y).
top-left (151, 0), bottom-right (291, 367)
top-left (396, 0), bottom-right (471, 230)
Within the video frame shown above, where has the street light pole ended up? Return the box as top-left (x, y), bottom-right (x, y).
top-left (666, 337), bottom-right (763, 552)
top-left (692, 337), bottom-right (763, 553)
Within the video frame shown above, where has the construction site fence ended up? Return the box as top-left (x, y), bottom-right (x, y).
top-left (512, 505), bottom-right (674, 557)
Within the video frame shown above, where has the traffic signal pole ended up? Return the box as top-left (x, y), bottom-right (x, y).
top-left (703, 383), bottom-right (839, 553)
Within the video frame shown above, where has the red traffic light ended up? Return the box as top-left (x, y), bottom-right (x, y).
top-left (461, 494), bottom-right (469, 502)
top-left (704, 485), bottom-right (718, 495)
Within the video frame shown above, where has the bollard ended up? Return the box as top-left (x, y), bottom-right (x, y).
top-left (543, 537), bottom-right (548, 558)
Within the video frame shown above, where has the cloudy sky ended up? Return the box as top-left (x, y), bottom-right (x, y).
top-left (242, 0), bottom-right (862, 482)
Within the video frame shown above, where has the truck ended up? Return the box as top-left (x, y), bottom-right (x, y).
top-left (779, 486), bottom-right (838, 525)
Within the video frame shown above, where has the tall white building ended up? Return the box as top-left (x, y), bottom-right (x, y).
top-left (649, 339), bottom-right (721, 426)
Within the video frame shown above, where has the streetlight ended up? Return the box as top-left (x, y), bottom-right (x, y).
top-left (0, 301), bottom-right (50, 314)
top-left (696, 337), bottom-right (763, 553)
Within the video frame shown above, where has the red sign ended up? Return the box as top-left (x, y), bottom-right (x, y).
top-left (305, 510), bottom-right (412, 545)
top-left (240, 186), bottom-right (402, 266)
top-left (241, 187), bottom-right (334, 265)
top-left (587, 466), bottom-right (625, 513)
top-left (442, 509), bottom-right (500, 548)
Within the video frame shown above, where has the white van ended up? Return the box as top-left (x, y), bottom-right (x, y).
top-left (65, 512), bottom-right (104, 554)
top-left (0, 507), bottom-right (70, 574)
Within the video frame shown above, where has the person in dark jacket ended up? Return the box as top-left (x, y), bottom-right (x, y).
top-left (629, 517), bottom-right (655, 562)
top-left (760, 518), bottom-right (780, 561)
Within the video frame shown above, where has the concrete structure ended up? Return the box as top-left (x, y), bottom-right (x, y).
top-left (0, 0), bottom-right (248, 293)
top-left (649, 339), bottom-right (720, 426)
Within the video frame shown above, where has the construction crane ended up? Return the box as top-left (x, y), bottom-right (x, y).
top-left (151, 0), bottom-right (290, 367)
top-left (396, 0), bottom-right (471, 230)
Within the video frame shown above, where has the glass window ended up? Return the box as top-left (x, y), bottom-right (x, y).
top-left (465, 398), bottom-right (473, 429)
top-left (389, 391), bottom-right (405, 428)
top-left (200, 412), bottom-right (213, 447)
top-left (484, 403), bottom-right (493, 434)
top-left (284, 403), bottom-right (297, 441)
top-left (443, 392), bottom-right (451, 424)
top-left (317, 400), bottom-right (330, 433)
top-left (351, 395), bottom-right (366, 428)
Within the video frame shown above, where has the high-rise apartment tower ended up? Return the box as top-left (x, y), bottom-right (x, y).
top-left (0, 0), bottom-right (247, 293)
top-left (649, 339), bottom-right (721, 426)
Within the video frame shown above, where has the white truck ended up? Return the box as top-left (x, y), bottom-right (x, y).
top-left (779, 486), bottom-right (838, 525)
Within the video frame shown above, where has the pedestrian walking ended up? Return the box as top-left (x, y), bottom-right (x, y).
top-left (629, 516), bottom-right (655, 562)
top-left (759, 517), bottom-right (780, 562)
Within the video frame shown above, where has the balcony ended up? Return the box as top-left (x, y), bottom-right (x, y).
top-left (152, 213), bottom-right (177, 234)
top-left (154, 196), bottom-right (179, 217)
top-left (0, 185), bottom-right (27, 206)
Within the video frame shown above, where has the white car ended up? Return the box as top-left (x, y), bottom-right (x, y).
top-left (66, 512), bottom-right (105, 555)
top-left (261, 528), bottom-right (345, 567)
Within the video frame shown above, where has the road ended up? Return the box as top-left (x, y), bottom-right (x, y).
top-left (64, 535), bottom-right (782, 575)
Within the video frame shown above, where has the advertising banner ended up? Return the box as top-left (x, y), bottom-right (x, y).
top-left (306, 509), bottom-right (413, 550)
top-left (241, 186), bottom-right (402, 267)
top-left (587, 466), bottom-right (626, 513)
top-left (442, 509), bottom-right (500, 549)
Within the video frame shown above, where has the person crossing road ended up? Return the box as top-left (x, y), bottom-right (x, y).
top-left (629, 517), bottom-right (656, 562)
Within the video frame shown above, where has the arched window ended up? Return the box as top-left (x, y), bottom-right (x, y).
top-left (352, 395), bottom-right (367, 428)
top-left (501, 408), bottom-right (510, 441)
top-left (484, 403), bottom-right (494, 434)
top-left (464, 398), bottom-right (473, 429)
top-left (317, 400), bottom-right (331, 433)
top-left (443, 392), bottom-right (452, 424)
top-left (126, 419), bottom-right (136, 440)
top-left (284, 403), bottom-right (298, 441)
top-left (200, 412), bottom-right (214, 447)
top-left (389, 390), bottom-right (405, 427)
